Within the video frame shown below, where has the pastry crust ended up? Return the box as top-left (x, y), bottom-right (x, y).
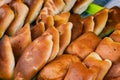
top-left (54, 12), bottom-right (70, 27)
top-left (0, 1), bottom-right (120, 80)
top-left (0, 0), bottom-right (12, 7)
top-left (96, 37), bottom-right (120, 63)
top-left (94, 8), bottom-right (109, 35)
top-left (0, 4), bottom-right (14, 38)
top-left (0, 35), bottom-right (15, 79)
top-left (69, 14), bottom-right (83, 41)
top-left (31, 22), bottom-right (45, 40)
top-left (36, 0), bottom-right (65, 23)
top-left (43, 24), bottom-right (59, 62)
top-left (110, 30), bottom-right (120, 43)
top-left (64, 62), bottom-right (99, 80)
top-left (99, 7), bottom-right (120, 38)
top-left (83, 16), bottom-right (94, 33)
top-left (62, 0), bottom-right (77, 12)
top-left (72, 0), bottom-right (93, 14)
top-left (57, 22), bottom-right (73, 56)
top-left (105, 62), bottom-right (120, 80)
top-left (0, 0), bottom-right (5, 7)
top-left (14, 34), bottom-right (53, 80)
top-left (38, 54), bottom-right (80, 80)
top-left (66, 32), bottom-right (101, 60)
top-left (23, 0), bottom-right (44, 23)
top-left (6, 0), bottom-right (29, 36)
top-left (10, 23), bottom-right (32, 63)
top-left (83, 52), bottom-right (112, 80)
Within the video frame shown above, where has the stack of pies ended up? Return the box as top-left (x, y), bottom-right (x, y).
top-left (0, 0), bottom-right (120, 80)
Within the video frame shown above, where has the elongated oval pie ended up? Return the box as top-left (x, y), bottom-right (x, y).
top-left (72, 0), bottom-right (93, 14)
top-left (0, 35), bottom-right (15, 79)
top-left (69, 14), bottom-right (83, 41)
top-left (82, 16), bottom-right (94, 33)
top-left (57, 22), bottom-right (73, 56)
top-left (38, 54), bottom-right (80, 80)
top-left (10, 23), bottom-right (32, 63)
top-left (94, 8), bottom-right (109, 35)
top-left (83, 52), bottom-right (112, 80)
top-left (23, 0), bottom-right (44, 23)
top-left (96, 37), bottom-right (120, 63)
top-left (14, 34), bottom-right (53, 80)
top-left (0, 4), bottom-right (14, 38)
top-left (6, 0), bottom-right (29, 36)
top-left (43, 25), bottom-right (59, 62)
top-left (66, 32), bottom-right (101, 60)
top-left (64, 62), bottom-right (99, 80)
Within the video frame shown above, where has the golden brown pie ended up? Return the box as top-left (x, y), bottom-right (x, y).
top-left (0, 4), bottom-right (14, 38)
top-left (6, 0), bottom-right (29, 36)
top-left (22, 0), bottom-right (44, 23)
top-left (10, 23), bottom-right (32, 62)
top-left (14, 34), bottom-right (53, 80)
top-left (66, 32), bottom-right (101, 60)
top-left (57, 22), bottom-right (73, 56)
top-left (38, 54), bottom-right (80, 80)
top-left (0, 35), bottom-right (15, 79)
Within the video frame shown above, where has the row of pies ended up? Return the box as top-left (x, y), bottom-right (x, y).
top-left (0, 0), bottom-right (93, 38)
top-left (1, 0), bottom-right (120, 80)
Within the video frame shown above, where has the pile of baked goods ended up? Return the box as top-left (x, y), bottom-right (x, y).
top-left (0, 0), bottom-right (120, 80)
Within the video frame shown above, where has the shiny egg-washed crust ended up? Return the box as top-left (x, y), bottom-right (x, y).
top-left (54, 12), bottom-right (70, 27)
top-left (62, 0), bottom-right (77, 13)
top-left (82, 16), bottom-right (94, 33)
top-left (110, 30), bottom-right (120, 43)
top-left (96, 37), bottom-right (120, 63)
top-left (10, 23), bottom-right (32, 63)
top-left (38, 54), bottom-right (80, 80)
top-left (66, 32), bottom-right (101, 60)
top-left (105, 62), bottom-right (120, 80)
top-left (6, 0), bottom-right (29, 36)
top-left (43, 25), bottom-right (59, 62)
top-left (0, 4), bottom-right (14, 38)
top-left (94, 8), bottom-right (109, 35)
top-left (57, 22), bottom-right (73, 56)
top-left (0, 35), bottom-right (15, 79)
top-left (0, 0), bottom-right (94, 38)
top-left (31, 22), bottom-right (45, 40)
top-left (68, 14), bottom-right (83, 41)
top-left (64, 62), bottom-right (99, 80)
top-left (72, 0), bottom-right (93, 14)
top-left (22, 0), bottom-right (44, 23)
top-left (14, 34), bottom-right (53, 80)
top-left (83, 52), bottom-right (112, 80)
top-left (36, 0), bottom-right (65, 24)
